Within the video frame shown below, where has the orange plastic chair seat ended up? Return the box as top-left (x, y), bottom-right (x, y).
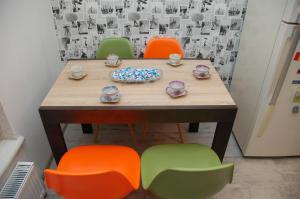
top-left (44, 145), bottom-right (140, 199)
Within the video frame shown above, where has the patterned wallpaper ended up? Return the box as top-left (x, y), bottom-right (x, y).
top-left (50, 0), bottom-right (248, 84)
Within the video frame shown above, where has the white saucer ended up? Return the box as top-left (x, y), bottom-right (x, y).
top-left (100, 93), bottom-right (122, 103)
top-left (166, 87), bottom-right (187, 98)
top-left (193, 72), bottom-right (211, 79)
top-left (167, 61), bottom-right (183, 67)
top-left (68, 71), bottom-right (87, 80)
top-left (105, 61), bottom-right (122, 67)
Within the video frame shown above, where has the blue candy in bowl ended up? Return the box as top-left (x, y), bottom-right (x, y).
top-left (110, 67), bottom-right (162, 83)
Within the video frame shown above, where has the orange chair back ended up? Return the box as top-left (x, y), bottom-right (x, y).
top-left (144, 37), bottom-right (184, 59)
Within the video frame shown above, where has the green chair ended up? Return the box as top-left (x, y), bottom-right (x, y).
top-left (141, 144), bottom-right (234, 199)
top-left (96, 37), bottom-right (135, 59)
top-left (94, 37), bottom-right (136, 144)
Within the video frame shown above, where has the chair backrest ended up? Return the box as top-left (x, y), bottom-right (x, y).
top-left (144, 37), bottom-right (184, 58)
top-left (96, 37), bottom-right (135, 59)
top-left (148, 164), bottom-right (234, 199)
top-left (44, 170), bottom-right (134, 199)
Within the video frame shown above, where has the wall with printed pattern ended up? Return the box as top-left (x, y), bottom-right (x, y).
top-left (50, 0), bottom-right (248, 84)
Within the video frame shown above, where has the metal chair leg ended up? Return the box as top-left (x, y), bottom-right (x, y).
top-left (128, 124), bottom-right (137, 145)
top-left (142, 123), bottom-right (183, 143)
top-left (176, 123), bottom-right (184, 143)
top-left (143, 189), bottom-right (150, 199)
top-left (142, 123), bottom-right (149, 141)
top-left (93, 124), bottom-right (100, 143)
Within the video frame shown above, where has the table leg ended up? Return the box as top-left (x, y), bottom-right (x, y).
top-left (188, 123), bottom-right (199, 133)
top-left (40, 110), bottom-right (67, 164)
top-left (81, 124), bottom-right (93, 134)
top-left (43, 123), bottom-right (67, 164)
top-left (211, 121), bottom-right (234, 161)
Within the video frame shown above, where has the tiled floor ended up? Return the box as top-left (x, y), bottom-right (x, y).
top-left (46, 123), bottom-right (300, 199)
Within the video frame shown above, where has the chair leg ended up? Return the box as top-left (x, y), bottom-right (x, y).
top-left (142, 123), bottom-right (149, 141)
top-left (93, 124), bottom-right (100, 143)
top-left (143, 189), bottom-right (149, 199)
top-left (176, 123), bottom-right (184, 143)
top-left (143, 190), bottom-right (162, 199)
top-left (128, 124), bottom-right (137, 145)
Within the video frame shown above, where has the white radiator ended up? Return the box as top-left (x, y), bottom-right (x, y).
top-left (0, 162), bottom-right (45, 199)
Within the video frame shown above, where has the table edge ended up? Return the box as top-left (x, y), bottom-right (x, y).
top-left (39, 104), bottom-right (238, 111)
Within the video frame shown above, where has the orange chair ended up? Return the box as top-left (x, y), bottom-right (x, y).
top-left (44, 145), bottom-right (140, 199)
top-left (143, 37), bottom-right (185, 143)
top-left (144, 37), bottom-right (184, 58)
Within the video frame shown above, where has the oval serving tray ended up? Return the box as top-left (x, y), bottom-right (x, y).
top-left (110, 67), bottom-right (162, 83)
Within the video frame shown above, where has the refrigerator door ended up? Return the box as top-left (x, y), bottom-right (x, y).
top-left (230, 0), bottom-right (288, 153)
top-left (282, 0), bottom-right (300, 23)
top-left (246, 23), bottom-right (300, 156)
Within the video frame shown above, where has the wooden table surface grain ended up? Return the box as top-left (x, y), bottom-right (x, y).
top-left (41, 59), bottom-right (236, 109)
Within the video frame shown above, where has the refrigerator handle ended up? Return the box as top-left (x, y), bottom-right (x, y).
top-left (269, 27), bottom-right (300, 106)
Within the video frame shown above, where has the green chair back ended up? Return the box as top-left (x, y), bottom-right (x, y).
top-left (148, 164), bottom-right (234, 199)
top-left (96, 37), bottom-right (135, 59)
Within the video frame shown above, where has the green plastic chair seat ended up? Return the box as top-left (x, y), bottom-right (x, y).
top-left (96, 37), bottom-right (134, 59)
top-left (141, 144), bottom-right (234, 199)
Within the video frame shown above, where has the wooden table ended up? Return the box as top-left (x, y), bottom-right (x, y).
top-left (39, 59), bottom-right (237, 163)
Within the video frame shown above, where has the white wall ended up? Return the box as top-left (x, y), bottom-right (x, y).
top-left (0, 0), bottom-right (63, 174)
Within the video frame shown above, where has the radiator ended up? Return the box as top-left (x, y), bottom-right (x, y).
top-left (0, 162), bottom-right (45, 199)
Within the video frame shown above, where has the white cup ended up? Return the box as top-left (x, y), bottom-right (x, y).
top-left (169, 54), bottom-right (181, 65)
top-left (71, 65), bottom-right (83, 78)
top-left (195, 65), bottom-right (209, 77)
top-left (102, 85), bottom-right (119, 100)
top-left (168, 80), bottom-right (186, 95)
top-left (107, 54), bottom-right (120, 66)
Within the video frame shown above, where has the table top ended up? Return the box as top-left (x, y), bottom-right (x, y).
top-left (41, 59), bottom-right (236, 110)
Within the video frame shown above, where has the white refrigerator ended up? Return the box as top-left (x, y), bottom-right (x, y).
top-left (230, 0), bottom-right (300, 156)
